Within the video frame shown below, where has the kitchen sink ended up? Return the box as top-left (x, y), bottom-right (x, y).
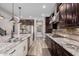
top-left (52, 34), bottom-right (65, 38)
top-left (63, 43), bottom-right (79, 51)
top-left (8, 37), bottom-right (20, 43)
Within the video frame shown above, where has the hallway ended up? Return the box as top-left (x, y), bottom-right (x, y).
top-left (28, 38), bottom-right (51, 56)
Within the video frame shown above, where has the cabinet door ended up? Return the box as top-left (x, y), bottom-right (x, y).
top-left (56, 44), bottom-right (63, 56)
top-left (8, 42), bottom-right (25, 56)
top-left (62, 48), bottom-right (73, 56)
top-left (14, 43), bottom-right (24, 56)
top-left (29, 36), bottom-right (33, 47)
top-left (46, 36), bottom-right (73, 56)
top-left (23, 39), bottom-right (28, 56)
top-left (59, 3), bottom-right (79, 27)
top-left (51, 39), bottom-right (56, 56)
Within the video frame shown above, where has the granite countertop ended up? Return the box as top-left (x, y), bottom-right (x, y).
top-left (56, 32), bottom-right (79, 42)
top-left (0, 34), bottom-right (31, 55)
top-left (46, 33), bottom-right (79, 56)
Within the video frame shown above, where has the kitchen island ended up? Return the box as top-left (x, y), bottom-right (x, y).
top-left (0, 34), bottom-right (32, 56)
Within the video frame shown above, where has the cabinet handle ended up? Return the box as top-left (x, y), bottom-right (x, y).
top-left (9, 50), bottom-right (16, 55)
top-left (24, 46), bottom-right (26, 51)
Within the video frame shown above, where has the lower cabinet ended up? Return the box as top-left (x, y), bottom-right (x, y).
top-left (45, 36), bottom-right (73, 56)
top-left (7, 43), bottom-right (24, 56)
top-left (6, 39), bottom-right (28, 56)
top-left (23, 39), bottom-right (28, 55)
top-left (28, 36), bottom-right (33, 50)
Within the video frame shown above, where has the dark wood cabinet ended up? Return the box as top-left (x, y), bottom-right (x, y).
top-left (45, 17), bottom-right (52, 33)
top-left (45, 36), bottom-right (73, 56)
top-left (58, 3), bottom-right (79, 28)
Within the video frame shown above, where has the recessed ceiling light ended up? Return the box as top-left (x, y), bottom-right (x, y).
top-left (42, 5), bottom-right (46, 8)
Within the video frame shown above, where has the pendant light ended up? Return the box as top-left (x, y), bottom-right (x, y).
top-left (9, 3), bottom-right (15, 39)
top-left (18, 6), bottom-right (22, 23)
top-left (10, 3), bottom-right (15, 22)
top-left (19, 7), bottom-right (21, 18)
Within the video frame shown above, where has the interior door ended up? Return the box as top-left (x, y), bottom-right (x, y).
top-left (36, 20), bottom-right (43, 38)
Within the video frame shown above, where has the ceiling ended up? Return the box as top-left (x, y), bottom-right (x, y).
top-left (0, 3), bottom-right (56, 19)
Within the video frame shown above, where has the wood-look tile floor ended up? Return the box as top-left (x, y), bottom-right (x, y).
top-left (28, 38), bottom-right (51, 56)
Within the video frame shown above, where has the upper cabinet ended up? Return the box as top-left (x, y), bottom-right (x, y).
top-left (58, 3), bottom-right (79, 28)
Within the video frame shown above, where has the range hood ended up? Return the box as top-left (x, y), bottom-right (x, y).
top-left (50, 12), bottom-right (59, 24)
